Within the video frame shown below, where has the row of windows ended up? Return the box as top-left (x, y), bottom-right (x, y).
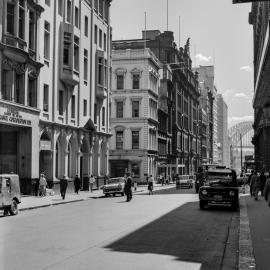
top-left (116, 74), bottom-right (140, 90)
top-left (42, 84), bottom-right (105, 126)
top-left (116, 131), bottom-right (140, 150)
top-left (116, 100), bottom-right (139, 118)
top-left (1, 68), bottom-right (37, 107)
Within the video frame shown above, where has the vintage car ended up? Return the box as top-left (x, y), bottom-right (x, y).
top-left (0, 174), bottom-right (21, 216)
top-left (176, 175), bottom-right (193, 189)
top-left (103, 177), bottom-right (125, 197)
top-left (198, 168), bottom-right (239, 210)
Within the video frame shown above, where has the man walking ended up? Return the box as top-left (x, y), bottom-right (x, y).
top-left (60, 175), bottom-right (68, 200)
top-left (74, 174), bottom-right (80, 194)
top-left (250, 171), bottom-right (261, 200)
top-left (89, 175), bottom-right (95, 192)
top-left (125, 173), bottom-right (132, 202)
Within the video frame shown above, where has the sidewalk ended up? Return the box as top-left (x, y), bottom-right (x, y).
top-left (19, 183), bottom-right (175, 211)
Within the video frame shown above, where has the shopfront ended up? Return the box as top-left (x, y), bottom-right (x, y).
top-left (0, 101), bottom-right (39, 194)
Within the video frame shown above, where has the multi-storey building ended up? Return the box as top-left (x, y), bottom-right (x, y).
top-left (199, 107), bottom-right (208, 164)
top-left (217, 94), bottom-right (230, 167)
top-left (249, 2), bottom-right (270, 171)
top-left (144, 31), bottom-right (200, 176)
top-left (194, 65), bottom-right (217, 165)
top-left (110, 42), bottom-right (159, 181)
top-left (0, 0), bottom-right (112, 193)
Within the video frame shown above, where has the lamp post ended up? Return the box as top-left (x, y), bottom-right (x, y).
top-left (240, 133), bottom-right (243, 172)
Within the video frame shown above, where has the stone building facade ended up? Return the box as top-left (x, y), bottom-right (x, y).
top-left (0, 0), bottom-right (112, 193)
top-left (110, 43), bottom-right (159, 182)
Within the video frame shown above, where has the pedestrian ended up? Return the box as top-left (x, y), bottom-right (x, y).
top-left (148, 175), bottom-right (154, 195)
top-left (260, 171), bottom-right (266, 196)
top-left (39, 173), bottom-right (47, 197)
top-left (250, 171), bottom-right (261, 200)
top-left (125, 173), bottom-right (132, 202)
top-left (60, 175), bottom-right (68, 200)
top-left (248, 170), bottom-right (254, 196)
top-left (89, 175), bottom-right (95, 192)
top-left (133, 179), bottom-right (137, 191)
top-left (263, 177), bottom-right (270, 207)
top-left (74, 174), bottom-right (81, 194)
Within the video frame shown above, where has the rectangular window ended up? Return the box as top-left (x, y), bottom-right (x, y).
top-left (71, 95), bottom-right (75, 118)
top-left (132, 101), bottom-right (139, 118)
top-left (84, 49), bottom-right (88, 81)
top-left (98, 57), bottom-right (103, 85)
top-left (28, 78), bottom-right (37, 107)
top-left (94, 104), bottom-right (97, 124)
top-left (74, 36), bottom-right (79, 70)
top-left (44, 21), bottom-right (50, 60)
top-left (29, 11), bottom-right (35, 50)
top-left (59, 90), bottom-right (64, 115)
top-left (43, 84), bottom-right (49, 112)
top-left (7, 3), bottom-right (15, 35)
top-left (58, 0), bottom-right (63, 15)
top-left (84, 16), bottom-right (88, 36)
top-left (94, 0), bottom-right (98, 11)
top-left (116, 131), bottom-right (124, 150)
top-left (104, 33), bottom-right (107, 51)
top-left (116, 101), bottom-right (123, 118)
top-left (94, 25), bottom-right (97, 44)
top-left (18, 0), bottom-right (25, 39)
top-left (132, 74), bottom-right (140, 89)
top-left (102, 107), bottom-right (105, 126)
top-left (116, 75), bottom-right (123, 90)
top-left (83, 99), bottom-right (87, 116)
top-left (63, 32), bottom-right (71, 65)
top-left (75, 6), bottom-right (79, 28)
top-left (132, 131), bottom-right (139, 149)
top-left (15, 73), bottom-right (24, 104)
top-left (99, 29), bottom-right (102, 48)
top-left (67, 0), bottom-right (72, 23)
top-left (99, 0), bottom-right (104, 16)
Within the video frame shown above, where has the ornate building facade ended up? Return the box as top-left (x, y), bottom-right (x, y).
top-left (0, 0), bottom-right (112, 193)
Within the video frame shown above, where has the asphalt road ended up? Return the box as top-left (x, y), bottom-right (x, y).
top-left (1, 187), bottom-right (238, 270)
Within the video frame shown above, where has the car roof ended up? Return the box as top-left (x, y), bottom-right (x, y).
top-left (207, 168), bottom-right (232, 173)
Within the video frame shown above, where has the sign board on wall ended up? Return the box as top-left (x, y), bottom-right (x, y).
top-left (0, 103), bottom-right (32, 126)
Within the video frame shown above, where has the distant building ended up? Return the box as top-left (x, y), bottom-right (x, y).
top-left (217, 94), bottom-right (229, 167)
top-left (110, 43), bottom-right (160, 181)
top-left (193, 66), bottom-right (217, 164)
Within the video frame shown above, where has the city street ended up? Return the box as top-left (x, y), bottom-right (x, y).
top-left (1, 188), bottom-right (239, 270)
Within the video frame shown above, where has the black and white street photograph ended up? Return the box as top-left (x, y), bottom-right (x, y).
top-left (1, 0), bottom-right (270, 269)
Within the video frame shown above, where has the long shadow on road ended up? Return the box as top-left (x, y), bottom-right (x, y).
top-left (105, 201), bottom-right (237, 270)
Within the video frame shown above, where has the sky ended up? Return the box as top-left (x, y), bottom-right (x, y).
top-left (110, 0), bottom-right (254, 127)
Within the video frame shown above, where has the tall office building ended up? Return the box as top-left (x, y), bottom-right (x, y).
top-left (0, 0), bottom-right (112, 193)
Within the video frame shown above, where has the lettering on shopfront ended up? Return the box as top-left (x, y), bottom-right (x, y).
top-left (0, 106), bottom-right (31, 126)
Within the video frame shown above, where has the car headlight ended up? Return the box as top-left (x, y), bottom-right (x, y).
top-left (202, 190), bottom-right (207, 195)
top-left (229, 191), bottom-right (235, 197)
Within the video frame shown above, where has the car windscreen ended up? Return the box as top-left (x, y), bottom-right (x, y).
top-left (207, 171), bottom-right (233, 185)
top-left (108, 178), bottom-right (124, 184)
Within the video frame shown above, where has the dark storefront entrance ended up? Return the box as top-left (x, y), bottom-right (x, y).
top-left (110, 160), bottom-right (128, 177)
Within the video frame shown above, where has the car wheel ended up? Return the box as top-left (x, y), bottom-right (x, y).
top-left (113, 193), bottom-right (116, 197)
top-left (199, 200), bottom-right (206, 210)
top-left (9, 200), bottom-right (18, 215)
top-left (121, 192), bottom-right (125, 196)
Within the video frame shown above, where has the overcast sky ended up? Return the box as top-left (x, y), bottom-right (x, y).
top-left (111, 0), bottom-right (253, 127)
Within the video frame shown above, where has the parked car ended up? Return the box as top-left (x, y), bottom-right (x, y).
top-left (103, 177), bottom-right (125, 197)
top-left (199, 168), bottom-right (239, 210)
top-left (0, 174), bottom-right (21, 216)
top-left (176, 175), bottom-right (193, 189)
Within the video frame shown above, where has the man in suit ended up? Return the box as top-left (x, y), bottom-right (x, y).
top-left (125, 173), bottom-right (132, 202)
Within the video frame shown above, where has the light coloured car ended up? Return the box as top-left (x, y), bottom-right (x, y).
top-left (176, 175), bottom-right (193, 189)
top-left (103, 177), bottom-right (125, 197)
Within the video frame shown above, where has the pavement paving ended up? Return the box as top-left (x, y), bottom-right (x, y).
top-left (19, 183), bottom-right (174, 211)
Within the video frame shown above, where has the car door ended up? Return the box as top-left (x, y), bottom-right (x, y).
top-left (1, 177), bottom-right (12, 206)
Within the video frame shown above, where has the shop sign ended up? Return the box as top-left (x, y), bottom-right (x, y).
top-left (40, 140), bottom-right (52, 151)
top-left (0, 105), bottom-right (31, 126)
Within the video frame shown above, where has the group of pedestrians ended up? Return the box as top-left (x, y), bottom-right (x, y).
top-left (248, 170), bottom-right (270, 206)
